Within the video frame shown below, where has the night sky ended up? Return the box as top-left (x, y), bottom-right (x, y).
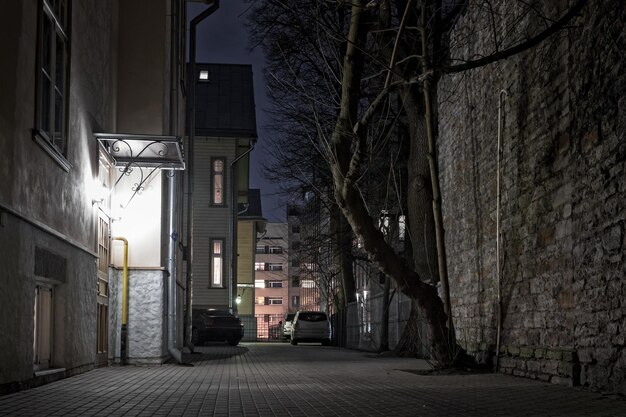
top-left (188, 1), bottom-right (284, 222)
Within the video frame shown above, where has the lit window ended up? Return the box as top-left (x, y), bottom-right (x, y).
top-left (378, 210), bottom-right (390, 236)
top-left (211, 158), bottom-right (225, 205)
top-left (255, 280), bottom-right (265, 288)
top-left (199, 70), bottom-right (209, 80)
top-left (292, 296), bottom-right (300, 307)
top-left (399, 215), bottom-right (406, 241)
top-left (255, 262), bottom-right (265, 271)
top-left (302, 279), bottom-right (316, 288)
top-left (35, 0), bottom-right (70, 165)
top-left (211, 239), bottom-right (223, 287)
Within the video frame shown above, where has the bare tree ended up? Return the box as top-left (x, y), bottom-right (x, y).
top-left (248, 0), bottom-right (588, 366)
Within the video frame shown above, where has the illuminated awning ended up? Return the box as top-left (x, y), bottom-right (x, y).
top-left (94, 133), bottom-right (185, 170)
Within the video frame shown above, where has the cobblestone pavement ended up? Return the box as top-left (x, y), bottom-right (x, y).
top-left (1, 343), bottom-right (625, 416)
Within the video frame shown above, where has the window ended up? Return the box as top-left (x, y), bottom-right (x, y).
top-left (378, 210), bottom-right (391, 236)
top-left (255, 262), bottom-right (265, 271)
top-left (255, 297), bottom-right (264, 305)
top-left (302, 279), bottom-right (316, 288)
top-left (211, 158), bottom-right (225, 205)
top-left (292, 225), bottom-right (300, 233)
top-left (269, 246), bottom-right (283, 254)
top-left (35, 0), bottom-right (70, 167)
top-left (34, 285), bottom-right (53, 372)
top-left (268, 263), bottom-right (283, 271)
top-left (398, 215), bottom-right (406, 241)
top-left (266, 297), bottom-right (283, 305)
top-left (211, 239), bottom-right (224, 287)
top-left (255, 245), bottom-right (266, 254)
top-left (199, 70), bottom-right (209, 81)
top-left (255, 280), bottom-right (265, 288)
top-left (292, 277), bottom-right (300, 287)
top-left (267, 281), bottom-right (283, 288)
top-left (292, 296), bottom-right (300, 307)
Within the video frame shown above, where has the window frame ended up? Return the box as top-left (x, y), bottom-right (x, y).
top-left (267, 263), bottom-right (283, 271)
top-left (34, 0), bottom-right (71, 171)
top-left (268, 246), bottom-right (283, 254)
top-left (210, 238), bottom-right (225, 288)
top-left (266, 297), bottom-right (283, 305)
top-left (210, 157), bottom-right (226, 206)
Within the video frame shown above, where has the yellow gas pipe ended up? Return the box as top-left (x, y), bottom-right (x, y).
top-left (113, 237), bottom-right (129, 365)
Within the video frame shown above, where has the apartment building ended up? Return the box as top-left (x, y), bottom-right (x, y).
top-left (254, 223), bottom-right (289, 337)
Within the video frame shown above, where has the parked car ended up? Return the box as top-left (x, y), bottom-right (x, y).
top-left (290, 311), bottom-right (331, 346)
top-left (192, 309), bottom-right (244, 346)
top-left (282, 312), bottom-right (296, 340)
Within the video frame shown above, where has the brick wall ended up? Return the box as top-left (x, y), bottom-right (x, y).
top-left (437, 0), bottom-right (625, 393)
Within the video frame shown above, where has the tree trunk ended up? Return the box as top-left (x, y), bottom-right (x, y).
top-left (420, 6), bottom-right (454, 341)
top-left (403, 88), bottom-right (438, 284)
top-left (393, 300), bottom-right (422, 356)
top-left (329, 0), bottom-right (454, 367)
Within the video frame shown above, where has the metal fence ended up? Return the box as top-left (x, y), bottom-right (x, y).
top-left (331, 292), bottom-right (431, 357)
top-left (239, 314), bottom-right (284, 342)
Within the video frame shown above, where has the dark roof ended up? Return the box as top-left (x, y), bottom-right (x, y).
top-left (239, 189), bottom-right (263, 218)
top-left (193, 63), bottom-right (257, 138)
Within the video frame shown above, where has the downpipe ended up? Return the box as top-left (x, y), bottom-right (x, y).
top-left (112, 237), bottom-right (129, 365)
top-left (229, 140), bottom-right (255, 311)
top-left (495, 89), bottom-right (507, 372)
top-left (166, 0), bottom-right (185, 364)
top-left (185, 0), bottom-right (220, 349)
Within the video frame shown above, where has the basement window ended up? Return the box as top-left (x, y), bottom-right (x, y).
top-left (199, 70), bottom-right (209, 81)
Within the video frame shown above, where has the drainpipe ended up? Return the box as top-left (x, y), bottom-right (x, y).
top-left (113, 237), bottom-right (129, 366)
top-left (495, 89), bottom-right (507, 371)
top-left (166, 0), bottom-right (184, 364)
top-left (185, 0), bottom-right (219, 346)
top-left (229, 139), bottom-right (256, 311)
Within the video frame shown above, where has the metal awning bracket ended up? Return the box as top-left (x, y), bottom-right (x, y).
top-left (94, 132), bottom-right (185, 170)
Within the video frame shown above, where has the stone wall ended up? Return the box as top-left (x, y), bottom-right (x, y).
top-left (437, 0), bottom-right (625, 393)
top-left (109, 269), bottom-right (167, 364)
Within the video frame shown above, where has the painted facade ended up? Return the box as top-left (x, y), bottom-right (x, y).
top-left (0, 0), bottom-right (187, 392)
top-left (188, 63), bottom-right (257, 311)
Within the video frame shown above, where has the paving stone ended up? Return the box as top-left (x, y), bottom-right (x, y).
top-left (0, 343), bottom-right (625, 416)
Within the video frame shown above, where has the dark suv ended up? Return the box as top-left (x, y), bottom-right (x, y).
top-left (192, 309), bottom-right (244, 346)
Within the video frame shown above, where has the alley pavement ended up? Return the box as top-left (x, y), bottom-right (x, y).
top-left (0, 343), bottom-right (625, 417)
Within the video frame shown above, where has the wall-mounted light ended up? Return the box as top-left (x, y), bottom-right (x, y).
top-left (92, 181), bottom-right (108, 206)
top-left (235, 295), bottom-right (242, 304)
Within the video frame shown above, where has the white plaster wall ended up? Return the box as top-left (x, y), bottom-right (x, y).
top-left (110, 170), bottom-right (162, 267)
top-left (109, 269), bottom-right (166, 364)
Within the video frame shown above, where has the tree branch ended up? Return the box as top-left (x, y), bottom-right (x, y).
top-left (440, 0), bottom-right (588, 74)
